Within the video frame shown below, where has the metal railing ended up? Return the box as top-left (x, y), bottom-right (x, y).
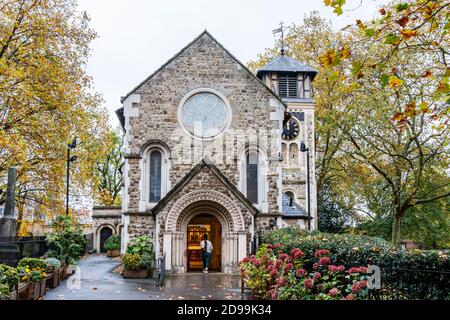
top-left (156, 253), bottom-right (166, 288)
top-left (368, 267), bottom-right (450, 300)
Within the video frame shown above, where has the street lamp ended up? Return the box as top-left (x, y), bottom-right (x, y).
top-left (300, 142), bottom-right (311, 231)
top-left (66, 137), bottom-right (78, 216)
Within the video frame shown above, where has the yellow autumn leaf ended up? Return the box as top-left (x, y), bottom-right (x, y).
top-left (389, 76), bottom-right (404, 88)
top-left (400, 29), bottom-right (418, 39)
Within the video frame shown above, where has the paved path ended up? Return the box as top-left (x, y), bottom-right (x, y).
top-left (44, 254), bottom-right (252, 300)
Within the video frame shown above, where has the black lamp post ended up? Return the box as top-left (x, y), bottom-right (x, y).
top-left (300, 142), bottom-right (311, 231)
top-left (66, 138), bottom-right (78, 216)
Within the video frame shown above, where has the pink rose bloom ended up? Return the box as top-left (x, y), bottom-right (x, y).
top-left (275, 259), bottom-right (282, 268)
top-left (270, 269), bottom-right (278, 277)
top-left (291, 248), bottom-right (305, 259)
top-left (276, 277), bottom-right (287, 287)
top-left (314, 249), bottom-right (331, 258)
top-left (344, 294), bottom-right (355, 301)
top-left (313, 272), bottom-right (321, 280)
top-left (295, 268), bottom-right (307, 277)
top-left (329, 288), bottom-right (340, 297)
top-left (304, 278), bottom-right (314, 289)
top-left (319, 257), bottom-right (331, 265)
top-left (313, 263), bottom-right (319, 270)
top-left (357, 280), bottom-right (367, 289)
top-left (284, 263), bottom-right (294, 272)
top-left (352, 282), bottom-right (362, 293)
top-left (337, 265), bottom-right (345, 272)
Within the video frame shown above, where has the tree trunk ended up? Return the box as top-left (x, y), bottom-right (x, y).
top-left (392, 214), bottom-right (402, 248)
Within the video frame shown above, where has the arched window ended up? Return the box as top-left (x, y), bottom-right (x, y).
top-left (149, 150), bottom-right (162, 203)
top-left (246, 151), bottom-right (259, 204)
top-left (285, 191), bottom-right (295, 207)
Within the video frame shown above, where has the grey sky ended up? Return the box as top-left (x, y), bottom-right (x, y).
top-left (77, 0), bottom-right (388, 127)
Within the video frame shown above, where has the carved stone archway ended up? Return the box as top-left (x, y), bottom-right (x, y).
top-left (163, 190), bottom-right (247, 274)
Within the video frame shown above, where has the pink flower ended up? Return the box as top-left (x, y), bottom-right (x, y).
top-left (278, 254), bottom-right (291, 262)
top-left (304, 278), bottom-right (314, 289)
top-left (352, 283), bottom-right (362, 293)
top-left (329, 288), bottom-right (340, 297)
top-left (268, 289), bottom-right (278, 300)
top-left (276, 277), bottom-right (287, 287)
top-left (313, 263), bottom-right (319, 270)
top-left (344, 294), bottom-right (355, 300)
top-left (329, 265), bottom-right (345, 272)
top-left (338, 265), bottom-right (345, 272)
top-left (314, 249), bottom-right (330, 258)
top-left (313, 272), bottom-right (321, 280)
top-left (275, 259), bottom-right (282, 268)
top-left (270, 268), bottom-right (278, 277)
top-left (290, 248), bottom-right (305, 259)
top-left (319, 257), bottom-right (331, 265)
top-left (295, 268), bottom-right (307, 277)
top-left (348, 266), bottom-right (368, 274)
top-left (284, 263), bottom-right (294, 272)
top-left (357, 280), bottom-right (367, 289)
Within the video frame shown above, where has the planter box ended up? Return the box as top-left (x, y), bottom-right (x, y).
top-left (123, 269), bottom-right (148, 279)
top-left (18, 282), bottom-right (40, 300)
top-left (59, 265), bottom-right (68, 280)
top-left (39, 278), bottom-right (47, 297)
top-left (107, 249), bottom-right (121, 257)
top-left (46, 271), bottom-right (59, 289)
top-left (8, 289), bottom-right (17, 301)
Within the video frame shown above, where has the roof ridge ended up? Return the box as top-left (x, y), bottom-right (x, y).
top-left (121, 30), bottom-right (286, 107)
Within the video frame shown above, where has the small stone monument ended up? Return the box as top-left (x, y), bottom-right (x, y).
top-left (0, 167), bottom-right (20, 266)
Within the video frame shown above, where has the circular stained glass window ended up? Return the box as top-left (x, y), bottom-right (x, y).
top-left (179, 91), bottom-right (230, 139)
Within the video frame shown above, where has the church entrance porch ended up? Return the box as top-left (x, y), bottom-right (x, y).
top-left (187, 214), bottom-right (221, 272)
top-left (162, 190), bottom-right (248, 274)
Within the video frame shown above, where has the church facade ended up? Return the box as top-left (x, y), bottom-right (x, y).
top-left (114, 31), bottom-right (317, 274)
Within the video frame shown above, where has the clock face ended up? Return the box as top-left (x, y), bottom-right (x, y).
top-left (180, 92), bottom-right (230, 139)
top-left (282, 118), bottom-right (300, 140)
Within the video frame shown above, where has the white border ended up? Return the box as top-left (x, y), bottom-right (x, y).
top-left (177, 88), bottom-right (233, 141)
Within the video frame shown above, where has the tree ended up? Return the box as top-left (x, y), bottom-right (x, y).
top-left (0, 0), bottom-right (109, 227)
top-left (95, 129), bottom-right (124, 206)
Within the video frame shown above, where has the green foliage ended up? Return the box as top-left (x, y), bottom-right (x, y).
top-left (44, 258), bottom-right (62, 270)
top-left (0, 283), bottom-right (11, 300)
top-left (126, 235), bottom-right (152, 256)
top-left (45, 216), bottom-right (86, 265)
top-left (140, 253), bottom-right (154, 270)
top-left (0, 264), bottom-right (19, 291)
top-left (17, 258), bottom-right (48, 270)
top-left (122, 253), bottom-right (141, 271)
top-left (104, 234), bottom-right (121, 251)
top-left (240, 244), bottom-right (369, 300)
top-left (261, 228), bottom-right (392, 268)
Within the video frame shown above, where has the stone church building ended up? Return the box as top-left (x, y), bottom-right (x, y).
top-left (93, 30), bottom-right (317, 274)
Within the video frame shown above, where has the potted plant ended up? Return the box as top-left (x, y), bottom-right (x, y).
top-left (17, 258), bottom-right (48, 300)
top-left (45, 258), bottom-right (61, 289)
top-left (122, 253), bottom-right (148, 278)
top-left (104, 235), bottom-right (121, 257)
top-left (0, 264), bottom-right (19, 300)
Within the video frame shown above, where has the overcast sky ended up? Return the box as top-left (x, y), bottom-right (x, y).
top-left (77, 0), bottom-right (388, 127)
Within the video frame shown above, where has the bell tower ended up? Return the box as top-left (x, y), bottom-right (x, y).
top-left (256, 48), bottom-right (318, 230)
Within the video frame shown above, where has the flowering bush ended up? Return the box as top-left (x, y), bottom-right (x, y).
top-left (17, 258), bottom-right (48, 284)
top-left (0, 264), bottom-right (19, 291)
top-left (240, 245), bottom-right (369, 300)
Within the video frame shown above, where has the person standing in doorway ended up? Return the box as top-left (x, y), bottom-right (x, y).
top-left (200, 234), bottom-right (213, 273)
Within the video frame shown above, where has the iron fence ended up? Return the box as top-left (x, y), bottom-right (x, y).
top-left (0, 233), bottom-right (94, 266)
top-left (368, 267), bottom-right (450, 300)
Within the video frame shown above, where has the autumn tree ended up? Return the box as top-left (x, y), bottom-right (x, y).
top-left (0, 0), bottom-right (109, 228)
top-left (95, 128), bottom-right (124, 206)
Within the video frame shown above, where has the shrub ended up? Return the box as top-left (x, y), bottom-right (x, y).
top-left (18, 258), bottom-right (48, 270)
top-left (44, 258), bottom-right (62, 270)
top-left (140, 253), bottom-right (154, 270)
top-left (126, 235), bottom-right (152, 256)
top-left (46, 216), bottom-right (86, 265)
top-left (260, 228), bottom-right (450, 299)
top-left (0, 284), bottom-right (11, 300)
top-left (261, 228), bottom-right (392, 268)
top-left (0, 264), bottom-right (19, 291)
top-left (240, 245), bottom-right (369, 300)
top-left (104, 235), bottom-right (121, 251)
top-left (123, 253), bottom-right (141, 271)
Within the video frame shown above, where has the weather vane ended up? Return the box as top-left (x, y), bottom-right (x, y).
top-left (273, 21), bottom-right (285, 55)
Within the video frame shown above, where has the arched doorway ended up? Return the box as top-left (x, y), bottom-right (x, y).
top-left (187, 214), bottom-right (221, 272)
top-left (99, 227), bottom-right (113, 253)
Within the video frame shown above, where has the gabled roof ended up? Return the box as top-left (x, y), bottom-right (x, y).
top-left (256, 55), bottom-right (318, 80)
top-left (120, 30), bottom-right (286, 107)
top-left (151, 158), bottom-right (259, 216)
